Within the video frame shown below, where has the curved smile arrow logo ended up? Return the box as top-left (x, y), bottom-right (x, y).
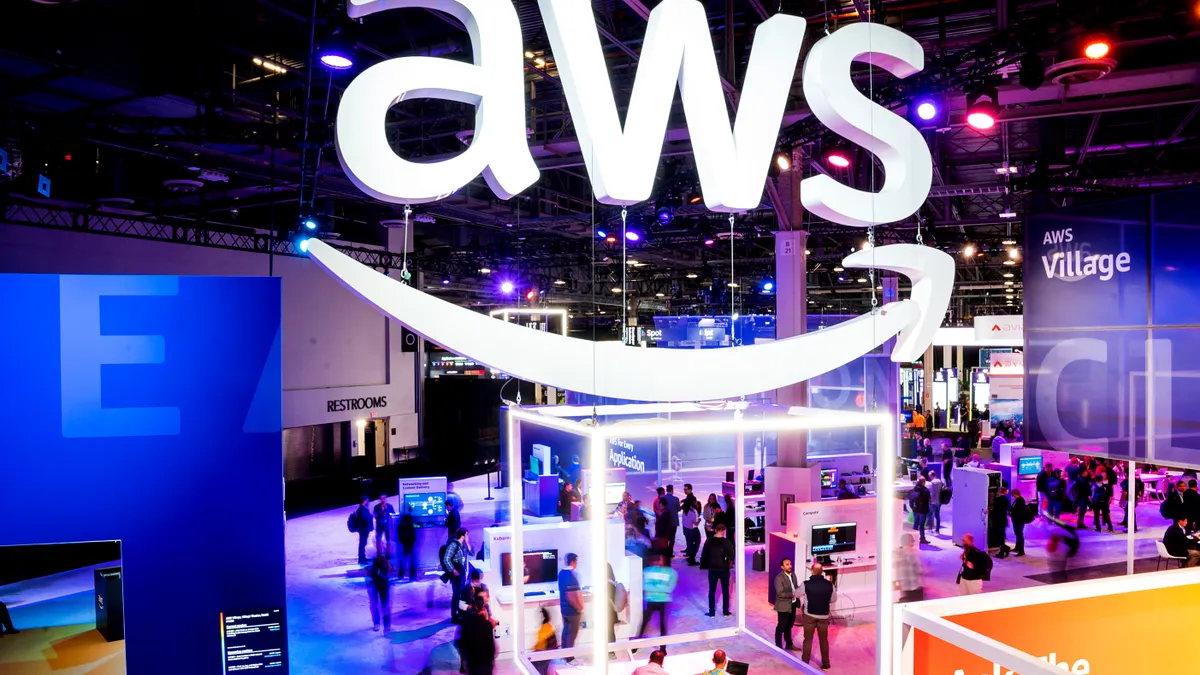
top-left (306, 241), bottom-right (953, 402)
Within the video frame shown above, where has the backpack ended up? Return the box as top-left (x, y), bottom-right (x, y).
top-left (979, 552), bottom-right (994, 581)
top-left (347, 510), bottom-right (361, 533)
top-left (439, 541), bottom-right (456, 573)
top-left (940, 487), bottom-right (953, 505)
top-left (613, 582), bottom-right (629, 613)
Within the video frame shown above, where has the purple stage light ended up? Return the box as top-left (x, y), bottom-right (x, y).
top-left (500, 281), bottom-right (515, 294)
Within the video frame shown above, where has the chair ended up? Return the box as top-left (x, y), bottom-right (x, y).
top-left (1155, 540), bottom-right (1187, 571)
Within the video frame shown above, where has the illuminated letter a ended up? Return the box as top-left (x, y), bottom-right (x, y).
top-left (336, 0), bottom-right (538, 203)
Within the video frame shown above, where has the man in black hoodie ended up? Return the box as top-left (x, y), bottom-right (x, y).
top-left (350, 496), bottom-right (374, 565)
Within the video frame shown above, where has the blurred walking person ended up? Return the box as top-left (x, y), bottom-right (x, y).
top-left (636, 554), bottom-right (678, 653)
top-left (397, 505), bottom-right (417, 581)
top-left (895, 534), bottom-right (924, 602)
top-left (367, 545), bottom-right (393, 633)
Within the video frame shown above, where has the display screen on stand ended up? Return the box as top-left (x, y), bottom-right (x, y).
top-left (811, 522), bottom-right (857, 555)
top-left (404, 492), bottom-right (447, 518)
top-left (500, 550), bottom-right (558, 586)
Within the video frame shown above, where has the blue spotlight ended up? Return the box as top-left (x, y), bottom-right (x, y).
top-left (597, 230), bottom-right (607, 239)
top-left (303, 218), bottom-right (318, 231)
top-left (762, 281), bottom-right (774, 292)
top-left (297, 237), bottom-right (311, 254)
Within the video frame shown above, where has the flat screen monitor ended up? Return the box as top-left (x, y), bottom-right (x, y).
top-left (530, 455), bottom-right (541, 476)
top-left (404, 492), bottom-right (446, 517)
top-left (726, 661), bottom-right (750, 675)
top-left (903, 410), bottom-right (914, 423)
top-left (604, 482), bottom-right (626, 504)
top-left (500, 550), bottom-right (558, 586)
top-left (1017, 455), bottom-right (1043, 476)
top-left (820, 469), bottom-right (837, 489)
top-left (810, 522), bottom-right (857, 554)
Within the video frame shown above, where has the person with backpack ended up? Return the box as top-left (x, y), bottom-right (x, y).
top-left (1009, 488), bottom-right (1031, 556)
top-left (348, 496), bottom-right (374, 565)
top-left (456, 595), bottom-right (496, 675)
top-left (956, 533), bottom-right (991, 595)
top-left (441, 528), bottom-right (472, 622)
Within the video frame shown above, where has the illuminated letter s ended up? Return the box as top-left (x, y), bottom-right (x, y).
top-left (800, 23), bottom-right (932, 227)
top-left (337, 0), bottom-right (538, 203)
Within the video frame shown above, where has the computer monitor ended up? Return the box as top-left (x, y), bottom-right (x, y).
top-left (810, 522), bottom-right (857, 555)
top-left (500, 550), bottom-right (559, 586)
top-left (403, 492), bottom-right (446, 517)
top-left (604, 482), bottom-right (626, 504)
top-left (530, 455), bottom-right (541, 476)
top-left (820, 468), bottom-right (837, 489)
top-left (726, 661), bottom-right (750, 675)
top-left (1017, 455), bottom-right (1043, 476)
top-left (725, 471), bottom-right (736, 483)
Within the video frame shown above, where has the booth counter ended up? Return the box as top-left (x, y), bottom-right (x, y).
top-left (480, 519), bottom-right (643, 653)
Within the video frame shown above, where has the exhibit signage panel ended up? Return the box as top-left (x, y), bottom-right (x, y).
top-left (0, 274), bottom-right (287, 675)
top-left (910, 582), bottom-right (1200, 674)
top-left (1025, 187), bottom-right (1200, 468)
top-left (973, 316), bottom-right (1023, 341)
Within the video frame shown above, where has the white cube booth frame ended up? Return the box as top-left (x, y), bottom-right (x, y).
top-left (505, 402), bottom-right (898, 674)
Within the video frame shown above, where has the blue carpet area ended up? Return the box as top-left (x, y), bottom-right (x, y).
top-left (10, 589), bottom-right (97, 629)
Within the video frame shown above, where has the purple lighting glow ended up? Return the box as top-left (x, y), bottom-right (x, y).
top-left (500, 281), bottom-right (515, 294)
top-left (916, 102), bottom-right (937, 120)
top-left (320, 53), bottom-right (354, 70)
top-left (625, 231), bottom-right (641, 242)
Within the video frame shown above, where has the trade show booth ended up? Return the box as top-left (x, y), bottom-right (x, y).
top-left (504, 401), bottom-right (899, 675)
top-left (767, 497), bottom-right (902, 614)
top-left (393, 476), bottom-right (451, 572)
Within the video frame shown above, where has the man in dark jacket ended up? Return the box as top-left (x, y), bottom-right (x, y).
top-left (1185, 480), bottom-right (1200, 533)
top-left (800, 563), bottom-right (836, 670)
top-left (397, 506), bottom-right (417, 581)
top-left (957, 533), bottom-right (991, 594)
top-left (351, 496), bottom-right (374, 564)
top-left (1071, 471), bottom-right (1092, 526)
top-left (1091, 476), bottom-right (1114, 533)
top-left (1163, 516), bottom-right (1200, 567)
top-left (773, 558), bottom-right (800, 650)
top-left (457, 595), bottom-right (496, 675)
top-left (990, 485), bottom-right (1012, 557)
top-left (445, 499), bottom-right (462, 538)
top-left (443, 528), bottom-right (472, 622)
top-left (699, 524), bottom-right (735, 617)
top-left (1009, 489), bottom-right (1030, 556)
top-left (374, 494), bottom-right (396, 552)
top-left (911, 478), bottom-right (931, 544)
top-left (661, 485), bottom-right (681, 557)
top-left (1164, 480), bottom-right (1188, 523)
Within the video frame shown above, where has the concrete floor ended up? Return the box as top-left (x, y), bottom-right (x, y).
top-left (284, 474), bottom-right (1171, 675)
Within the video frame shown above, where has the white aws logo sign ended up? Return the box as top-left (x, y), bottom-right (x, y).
top-left (337, 0), bottom-right (934, 227)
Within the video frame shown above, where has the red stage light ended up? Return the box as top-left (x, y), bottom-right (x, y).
top-left (1083, 39), bottom-right (1110, 60)
top-left (605, 235), bottom-right (617, 244)
top-left (525, 290), bottom-right (536, 300)
top-left (63, 154), bottom-right (72, 161)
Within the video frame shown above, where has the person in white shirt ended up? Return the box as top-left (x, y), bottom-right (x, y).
top-left (967, 453), bottom-right (983, 468)
top-left (631, 649), bottom-right (670, 675)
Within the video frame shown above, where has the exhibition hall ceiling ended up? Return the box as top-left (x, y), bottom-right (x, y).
top-left (2, 0), bottom-right (1198, 330)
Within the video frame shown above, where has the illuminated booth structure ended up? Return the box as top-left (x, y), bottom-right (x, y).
top-left (504, 402), bottom-right (897, 674)
top-left (896, 567), bottom-right (1200, 675)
